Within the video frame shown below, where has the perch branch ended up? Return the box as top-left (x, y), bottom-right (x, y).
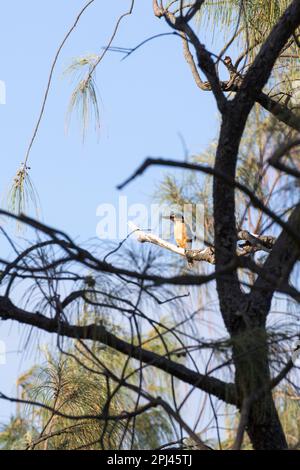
top-left (129, 223), bottom-right (277, 266)
top-left (128, 222), bottom-right (215, 263)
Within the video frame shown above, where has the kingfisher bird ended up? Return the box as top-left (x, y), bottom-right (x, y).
top-left (169, 213), bottom-right (193, 249)
top-left (164, 213), bottom-right (194, 267)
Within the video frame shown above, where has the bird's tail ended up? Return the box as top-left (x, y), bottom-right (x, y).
top-left (185, 244), bottom-right (194, 268)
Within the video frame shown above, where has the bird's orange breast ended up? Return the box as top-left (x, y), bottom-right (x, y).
top-left (174, 222), bottom-right (188, 248)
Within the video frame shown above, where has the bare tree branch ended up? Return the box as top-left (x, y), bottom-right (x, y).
top-left (0, 296), bottom-right (237, 405)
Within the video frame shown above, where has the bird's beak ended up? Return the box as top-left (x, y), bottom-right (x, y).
top-left (162, 215), bottom-right (171, 219)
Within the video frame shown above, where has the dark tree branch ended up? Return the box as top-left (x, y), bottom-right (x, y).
top-left (153, 0), bottom-right (227, 112)
top-left (251, 204), bottom-right (300, 315)
top-left (0, 295), bottom-right (237, 405)
top-left (268, 139), bottom-right (300, 178)
top-left (256, 92), bottom-right (300, 133)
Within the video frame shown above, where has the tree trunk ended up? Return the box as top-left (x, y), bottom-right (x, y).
top-left (247, 394), bottom-right (288, 450)
top-left (232, 326), bottom-right (287, 449)
top-left (214, 106), bottom-right (289, 450)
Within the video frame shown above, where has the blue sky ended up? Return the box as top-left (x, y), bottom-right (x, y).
top-left (0, 1), bottom-right (220, 422)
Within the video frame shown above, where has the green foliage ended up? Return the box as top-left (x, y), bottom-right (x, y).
top-left (197, 0), bottom-right (300, 98)
top-left (134, 409), bottom-right (175, 450)
top-left (0, 319), bottom-right (181, 450)
top-left (0, 417), bottom-right (33, 450)
top-left (64, 55), bottom-right (101, 141)
top-left (200, 0), bottom-right (292, 44)
top-left (7, 164), bottom-right (39, 219)
top-left (9, 352), bottom-right (125, 450)
top-left (278, 387), bottom-right (300, 449)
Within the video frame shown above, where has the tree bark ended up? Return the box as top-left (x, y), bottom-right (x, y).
top-left (214, 106), bottom-right (288, 449)
top-left (232, 325), bottom-right (287, 449)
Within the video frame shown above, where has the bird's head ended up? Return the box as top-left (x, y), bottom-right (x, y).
top-left (162, 213), bottom-right (184, 222)
top-left (224, 56), bottom-right (232, 65)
